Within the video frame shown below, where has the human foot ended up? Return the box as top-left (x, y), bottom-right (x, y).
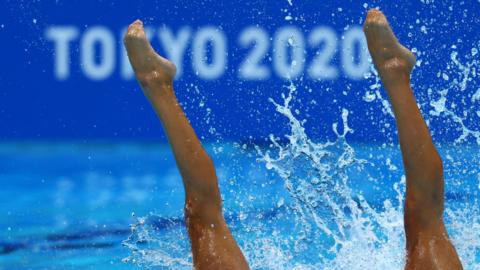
top-left (124, 20), bottom-right (176, 95)
top-left (363, 9), bottom-right (416, 76)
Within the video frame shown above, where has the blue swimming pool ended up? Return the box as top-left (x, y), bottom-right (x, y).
top-left (1, 1), bottom-right (480, 269)
top-left (1, 137), bottom-right (479, 269)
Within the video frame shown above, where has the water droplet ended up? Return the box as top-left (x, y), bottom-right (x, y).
top-left (288, 37), bottom-right (294, 46)
top-left (277, 198), bottom-right (285, 207)
top-left (472, 48), bottom-right (478, 56)
top-left (420, 25), bottom-right (427, 34)
top-left (363, 91), bottom-right (376, 102)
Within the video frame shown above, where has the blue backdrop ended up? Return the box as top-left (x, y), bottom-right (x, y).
top-left (1, 0), bottom-right (479, 142)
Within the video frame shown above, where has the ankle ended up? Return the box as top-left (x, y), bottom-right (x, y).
top-left (378, 66), bottom-right (412, 86)
top-left (136, 73), bottom-right (175, 101)
top-left (138, 70), bottom-right (174, 88)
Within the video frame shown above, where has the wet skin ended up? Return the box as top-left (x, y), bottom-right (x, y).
top-left (123, 8), bottom-right (464, 269)
top-left (364, 9), bottom-right (463, 270)
top-left (124, 20), bottom-right (250, 270)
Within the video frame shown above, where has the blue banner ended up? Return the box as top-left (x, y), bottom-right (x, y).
top-left (1, 0), bottom-right (479, 142)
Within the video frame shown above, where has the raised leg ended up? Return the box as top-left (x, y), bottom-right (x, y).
top-left (124, 20), bottom-right (249, 270)
top-left (363, 10), bottom-right (463, 270)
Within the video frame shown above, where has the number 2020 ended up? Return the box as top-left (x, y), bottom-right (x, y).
top-left (238, 26), bottom-right (370, 81)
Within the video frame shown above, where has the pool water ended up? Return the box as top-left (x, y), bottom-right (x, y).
top-left (1, 0), bottom-right (480, 269)
top-left (1, 94), bottom-right (479, 269)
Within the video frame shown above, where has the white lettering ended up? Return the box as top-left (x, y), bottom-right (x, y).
top-left (45, 26), bottom-right (79, 80)
top-left (192, 27), bottom-right (227, 80)
top-left (238, 27), bottom-right (270, 80)
top-left (81, 26), bottom-right (115, 80)
top-left (342, 27), bottom-right (370, 80)
top-left (273, 26), bottom-right (305, 79)
top-left (308, 27), bottom-right (338, 80)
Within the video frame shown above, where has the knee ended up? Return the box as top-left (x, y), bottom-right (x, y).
top-left (405, 194), bottom-right (445, 233)
top-left (184, 198), bottom-right (222, 226)
top-left (427, 153), bottom-right (444, 180)
top-left (406, 153), bottom-right (445, 204)
top-left (407, 152), bottom-right (443, 182)
top-left (182, 155), bottom-right (222, 200)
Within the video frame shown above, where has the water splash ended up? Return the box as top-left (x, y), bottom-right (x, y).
top-left (122, 215), bottom-right (192, 269)
top-left (123, 40), bottom-right (480, 270)
top-left (256, 83), bottom-right (406, 269)
top-left (122, 78), bottom-right (480, 268)
top-left (427, 46), bottom-right (480, 144)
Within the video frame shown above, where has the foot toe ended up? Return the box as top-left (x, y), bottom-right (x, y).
top-left (365, 9), bottom-right (388, 29)
top-left (125, 20), bottom-right (146, 40)
top-left (129, 19), bottom-right (143, 29)
top-left (367, 9), bottom-right (385, 20)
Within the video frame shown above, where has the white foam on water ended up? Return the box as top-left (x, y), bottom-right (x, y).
top-left (122, 4), bottom-right (480, 269)
top-left (256, 83), bottom-right (406, 269)
top-left (122, 215), bottom-right (192, 269)
top-left (121, 43), bottom-right (480, 269)
top-left (122, 79), bottom-right (480, 269)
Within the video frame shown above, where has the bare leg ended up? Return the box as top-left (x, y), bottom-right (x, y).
top-left (363, 10), bottom-right (463, 270)
top-left (124, 20), bottom-right (249, 270)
